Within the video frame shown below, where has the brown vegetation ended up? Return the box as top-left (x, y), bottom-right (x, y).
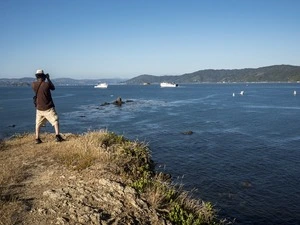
top-left (0, 131), bottom-right (224, 225)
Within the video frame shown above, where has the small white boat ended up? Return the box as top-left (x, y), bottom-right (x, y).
top-left (160, 82), bottom-right (178, 87)
top-left (293, 90), bottom-right (297, 96)
top-left (240, 91), bottom-right (244, 95)
top-left (94, 83), bottom-right (108, 88)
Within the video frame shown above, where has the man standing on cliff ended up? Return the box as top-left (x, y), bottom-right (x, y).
top-left (32, 69), bottom-right (64, 144)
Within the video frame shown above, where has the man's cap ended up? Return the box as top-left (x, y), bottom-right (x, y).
top-left (35, 69), bottom-right (45, 75)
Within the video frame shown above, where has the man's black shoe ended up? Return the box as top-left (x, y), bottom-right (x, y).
top-left (55, 134), bottom-right (64, 142)
top-left (35, 138), bottom-right (42, 144)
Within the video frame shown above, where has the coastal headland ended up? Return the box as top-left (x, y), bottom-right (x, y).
top-left (0, 131), bottom-right (225, 225)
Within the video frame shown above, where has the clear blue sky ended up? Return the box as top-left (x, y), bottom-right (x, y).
top-left (1, 0), bottom-right (299, 79)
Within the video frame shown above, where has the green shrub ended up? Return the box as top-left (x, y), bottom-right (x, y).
top-left (168, 202), bottom-right (216, 225)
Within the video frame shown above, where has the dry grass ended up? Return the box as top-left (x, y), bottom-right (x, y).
top-left (0, 133), bottom-right (37, 185)
top-left (0, 131), bottom-right (224, 225)
top-left (52, 131), bottom-right (108, 171)
top-left (0, 133), bottom-right (42, 225)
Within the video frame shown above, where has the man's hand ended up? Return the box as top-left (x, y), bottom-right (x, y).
top-left (45, 73), bottom-right (50, 79)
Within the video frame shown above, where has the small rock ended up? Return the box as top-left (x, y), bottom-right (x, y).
top-left (113, 97), bottom-right (124, 106)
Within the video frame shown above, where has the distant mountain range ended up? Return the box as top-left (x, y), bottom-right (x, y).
top-left (125, 65), bottom-right (300, 84)
top-left (0, 77), bottom-right (125, 87)
top-left (1, 65), bottom-right (300, 87)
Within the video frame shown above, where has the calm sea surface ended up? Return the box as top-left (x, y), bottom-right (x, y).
top-left (1, 83), bottom-right (300, 224)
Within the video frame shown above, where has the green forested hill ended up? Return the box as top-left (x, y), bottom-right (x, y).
top-left (125, 65), bottom-right (300, 84)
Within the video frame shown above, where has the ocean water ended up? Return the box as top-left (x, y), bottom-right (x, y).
top-left (1, 83), bottom-right (300, 224)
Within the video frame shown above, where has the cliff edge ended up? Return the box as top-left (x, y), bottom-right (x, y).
top-left (0, 131), bottom-right (223, 225)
